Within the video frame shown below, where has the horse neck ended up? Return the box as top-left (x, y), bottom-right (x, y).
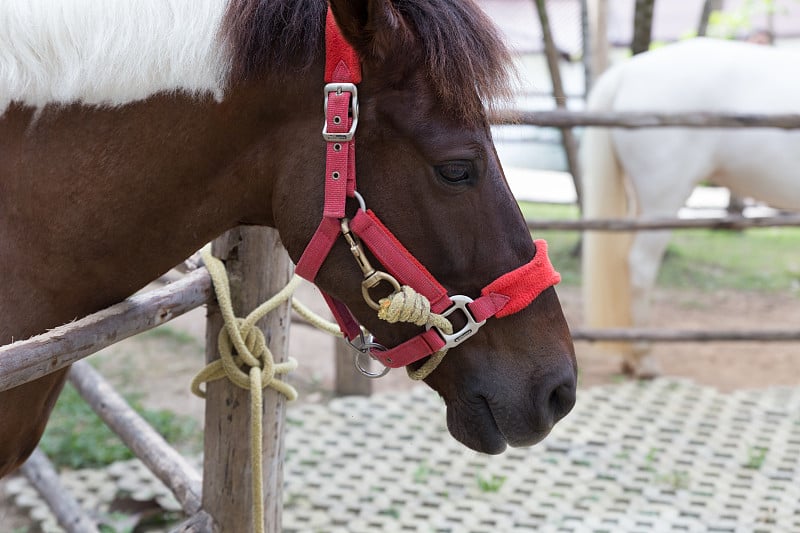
top-left (0, 77), bottom-right (321, 343)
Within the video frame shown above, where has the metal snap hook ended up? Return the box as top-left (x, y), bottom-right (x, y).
top-left (361, 272), bottom-right (401, 310)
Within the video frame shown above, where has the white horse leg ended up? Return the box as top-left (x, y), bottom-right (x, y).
top-left (613, 129), bottom-right (716, 376)
top-left (624, 230), bottom-right (673, 377)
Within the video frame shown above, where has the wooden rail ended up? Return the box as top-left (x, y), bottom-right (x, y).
top-left (69, 360), bottom-right (203, 515)
top-left (526, 213), bottom-right (800, 231)
top-left (572, 328), bottom-right (800, 343)
top-left (0, 267), bottom-right (212, 392)
top-left (492, 110), bottom-right (800, 129)
top-left (20, 449), bottom-right (100, 533)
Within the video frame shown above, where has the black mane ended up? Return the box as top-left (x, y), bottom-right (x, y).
top-left (222, 0), bottom-right (514, 121)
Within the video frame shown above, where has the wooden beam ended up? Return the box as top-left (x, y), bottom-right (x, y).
top-left (631, 0), bottom-right (655, 55)
top-left (532, 0), bottom-right (584, 206)
top-left (334, 338), bottom-right (372, 396)
top-left (492, 110), bottom-right (800, 129)
top-left (68, 361), bottom-right (203, 515)
top-left (202, 227), bottom-right (293, 533)
top-left (0, 268), bottom-right (212, 392)
top-left (20, 448), bottom-right (100, 533)
top-left (168, 510), bottom-right (215, 533)
top-left (572, 328), bottom-right (800, 342)
top-left (526, 214), bottom-right (800, 231)
top-left (585, 0), bottom-right (609, 86)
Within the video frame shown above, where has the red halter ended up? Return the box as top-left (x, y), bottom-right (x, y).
top-left (295, 10), bottom-right (561, 371)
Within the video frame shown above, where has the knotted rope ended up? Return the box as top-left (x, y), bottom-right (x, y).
top-left (189, 251), bottom-right (451, 531)
top-left (191, 248), bottom-right (300, 533)
top-left (377, 285), bottom-right (453, 380)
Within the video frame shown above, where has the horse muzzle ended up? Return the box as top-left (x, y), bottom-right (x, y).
top-left (441, 355), bottom-right (577, 454)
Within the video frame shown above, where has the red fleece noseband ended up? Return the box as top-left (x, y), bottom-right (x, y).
top-left (481, 240), bottom-right (561, 318)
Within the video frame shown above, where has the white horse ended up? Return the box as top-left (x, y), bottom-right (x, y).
top-left (581, 38), bottom-right (800, 376)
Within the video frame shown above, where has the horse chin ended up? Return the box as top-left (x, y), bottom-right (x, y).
top-left (443, 394), bottom-right (553, 455)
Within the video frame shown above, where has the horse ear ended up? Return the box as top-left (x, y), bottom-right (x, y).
top-left (328, 0), bottom-right (414, 61)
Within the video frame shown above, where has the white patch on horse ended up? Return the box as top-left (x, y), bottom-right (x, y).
top-left (0, 0), bottom-right (230, 116)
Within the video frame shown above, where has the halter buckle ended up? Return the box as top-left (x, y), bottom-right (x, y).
top-left (427, 295), bottom-right (487, 350)
top-left (322, 83), bottom-right (359, 142)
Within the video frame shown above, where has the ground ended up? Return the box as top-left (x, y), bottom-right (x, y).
top-left (1, 280), bottom-right (798, 531)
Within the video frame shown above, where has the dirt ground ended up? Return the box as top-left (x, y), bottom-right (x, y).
top-left (1, 279), bottom-right (799, 531)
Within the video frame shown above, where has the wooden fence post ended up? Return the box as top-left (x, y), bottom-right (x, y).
top-left (202, 227), bottom-right (292, 533)
top-left (334, 338), bottom-right (372, 396)
top-left (533, 0), bottom-right (584, 207)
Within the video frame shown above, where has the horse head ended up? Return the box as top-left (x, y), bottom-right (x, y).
top-left (269, 0), bottom-right (577, 454)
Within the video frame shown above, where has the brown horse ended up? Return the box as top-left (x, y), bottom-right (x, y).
top-left (0, 0), bottom-right (576, 478)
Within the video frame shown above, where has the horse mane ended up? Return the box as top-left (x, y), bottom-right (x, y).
top-left (222, 0), bottom-right (515, 122)
top-left (0, 0), bottom-right (513, 121)
top-left (221, 0), bottom-right (327, 85)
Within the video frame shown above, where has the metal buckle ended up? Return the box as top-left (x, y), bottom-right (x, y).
top-left (346, 332), bottom-right (390, 378)
top-left (427, 295), bottom-right (487, 350)
top-left (322, 82), bottom-right (359, 142)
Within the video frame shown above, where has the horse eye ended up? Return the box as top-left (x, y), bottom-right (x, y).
top-left (436, 162), bottom-right (471, 183)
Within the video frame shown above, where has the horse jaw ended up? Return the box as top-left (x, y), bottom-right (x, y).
top-left (420, 288), bottom-right (577, 454)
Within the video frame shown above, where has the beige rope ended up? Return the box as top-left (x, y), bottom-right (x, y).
top-left (191, 249), bottom-right (301, 533)
top-left (376, 285), bottom-right (453, 380)
top-left (190, 250), bottom-right (452, 530)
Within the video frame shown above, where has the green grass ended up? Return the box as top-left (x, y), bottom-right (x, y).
top-left (40, 383), bottom-right (201, 469)
top-left (476, 473), bottom-right (507, 493)
top-left (520, 201), bottom-right (800, 293)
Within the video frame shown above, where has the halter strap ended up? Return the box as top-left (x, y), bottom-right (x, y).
top-left (295, 10), bottom-right (561, 372)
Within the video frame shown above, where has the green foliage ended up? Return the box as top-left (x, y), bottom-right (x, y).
top-left (413, 460), bottom-right (432, 484)
top-left (744, 446), bottom-right (769, 469)
top-left (476, 473), bottom-right (507, 493)
top-left (520, 201), bottom-right (800, 294)
top-left (40, 384), bottom-right (200, 469)
top-left (706, 0), bottom-right (785, 39)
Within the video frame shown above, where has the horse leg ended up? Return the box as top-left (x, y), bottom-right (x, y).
top-left (0, 369), bottom-right (69, 477)
top-left (623, 230), bottom-right (673, 377)
top-left (606, 124), bottom-right (719, 377)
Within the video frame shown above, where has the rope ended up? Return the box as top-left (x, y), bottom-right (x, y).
top-left (190, 250), bottom-right (451, 530)
top-left (191, 248), bottom-right (301, 533)
top-left (376, 285), bottom-right (453, 380)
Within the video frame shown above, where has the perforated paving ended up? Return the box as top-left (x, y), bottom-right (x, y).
top-left (7, 378), bottom-right (800, 532)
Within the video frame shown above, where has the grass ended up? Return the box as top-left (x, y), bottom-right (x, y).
top-left (744, 446), bottom-right (769, 470)
top-left (520, 201), bottom-right (800, 293)
top-left (476, 473), bottom-right (507, 493)
top-left (40, 383), bottom-right (201, 469)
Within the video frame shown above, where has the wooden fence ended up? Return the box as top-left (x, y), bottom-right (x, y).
top-left (514, 109), bottom-right (800, 344)
top-left (3, 110), bottom-right (800, 532)
top-left (2, 227), bottom-right (291, 533)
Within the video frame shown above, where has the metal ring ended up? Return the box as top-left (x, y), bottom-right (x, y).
top-left (353, 190), bottom-right (367, 211)
top-left (353, 342), bottom-right (390, 378)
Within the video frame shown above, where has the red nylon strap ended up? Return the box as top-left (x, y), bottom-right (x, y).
top-left (296, 9), bottom-right (361, 280)
top-left (350, 209), bottom-right (452, 313)
top-left (295, 216), bottom-right (340, 280)
top-left (475, 239), bottom-right (561, 319)
top-left (322, 95), bottom-right (354, 219)
top-left (321, 292), bottom-right (362, 341)
top-left (372, 329), bottom-right (447, 368)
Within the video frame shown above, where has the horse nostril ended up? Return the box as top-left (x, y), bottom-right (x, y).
top-left (547, 373), bottom-right (576, 423)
